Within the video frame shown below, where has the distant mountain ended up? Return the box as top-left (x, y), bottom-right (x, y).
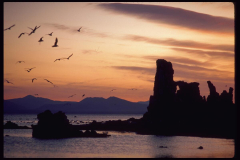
top-left (8, 95), bottom-right (64, 110)
top-left (137, 101), bottom-right (149, 105)
top-left (4, 95), bottom-right (148, 114)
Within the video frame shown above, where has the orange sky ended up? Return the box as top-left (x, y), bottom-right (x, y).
top-left (4, 2), bottom-right (234, 103)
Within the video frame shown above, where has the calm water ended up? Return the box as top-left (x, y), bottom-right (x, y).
top-left (4, 114), bottom-right (235, 158)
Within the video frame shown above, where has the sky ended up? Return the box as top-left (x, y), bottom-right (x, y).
top-left (4, 2), bottom-right (235, 103)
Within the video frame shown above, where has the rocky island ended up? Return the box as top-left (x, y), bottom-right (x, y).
top-left (32, 110), bottom-right (110, 139)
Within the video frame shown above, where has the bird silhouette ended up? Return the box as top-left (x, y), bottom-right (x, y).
top-left (44, 79), bottom-right (55, 87)
top-left (16, 61), bottom-right (25, 64)
top-left (46, 32), bottom-right (53, 36)
top-left (68, 94), bottom-right (76, 98)
top-left (82, 94), bottom-right (85, 97)
top-left (4, 24), bottom-right (15, 31)
top-left (38, 37), bottom-right (44, 42)
top-left (5, 80), bottom-right (13, 84)
top-left (25, 67), bottom-right (36, 72)
top-left (52, 38), bottom-right (58, 47)
top-left (32, 78), bottom-right (37, 83)
top-left (110, 89), bottom-right (116, 92)
top-left (28, 25), bottom-right (41, 35)
top-left (18, 32), bottom-right (28, 38)
top-left (77, 27), bottom-right (82, 32)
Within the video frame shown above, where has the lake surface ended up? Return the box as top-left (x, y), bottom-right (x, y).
top-left (3, 114), bottom-right (235, 158)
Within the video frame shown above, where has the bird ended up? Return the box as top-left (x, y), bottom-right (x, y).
top-left (77, 27), bottom-right (82, 32)
top-left (16, 61), bottom-right (25, 64)
top-left (52, 38), bottom-right (58, 47)
top-left (28, 25), bottom-right (41, 35)
top-left (46, 32), bottom-right (53, 36)
top-left (25, 67), bottom-right (36, 72)
top-left (4, 24), bottom-right (15, 31)
top-left (32, 78), bottom-right (37, 83)
top-left (5, 80), bottom-right (13, 84)
top-left (68, 94), bottom-right (76, 98)
top-left (44, 79), bottom-right (55, 87)
top-left (18, 32), bottom-right (28, 38)
top-left (82, 94), bottom-right (85, 97)
top-left (110, 89), bottom-right (116, 92)
top-left (65, 53), bottom-right (73, 60)
top-left (38, 37), bottom-right (44, 42)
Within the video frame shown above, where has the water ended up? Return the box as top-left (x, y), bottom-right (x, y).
top-left (4, 114), bottom-right (235, 158)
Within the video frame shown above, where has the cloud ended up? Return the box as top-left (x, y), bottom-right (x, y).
top-left (111, 60), bottom-right (234, 84)
top-left (143, 55), bottom-right (213, 67)
top-left (124, 34), bottom-right (234, 52)
top-left (170, 47), bottom-right (234, 60)
top-left (44, 23), bottom-right (114, 38)
top-left (82, 49), bottom-right (102, 54)
top-left (98, 3), bottom-right (234, 34)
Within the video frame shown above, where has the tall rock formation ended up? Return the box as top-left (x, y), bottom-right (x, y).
top-left (143, 59), bottom-right (176, 122)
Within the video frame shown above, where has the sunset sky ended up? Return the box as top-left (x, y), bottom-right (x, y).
top-left (4, 2), bottom-right (234, 103)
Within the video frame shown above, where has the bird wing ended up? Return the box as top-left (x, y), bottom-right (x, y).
top-left (55, 38), bottom-right (58, 45)
top-left (68, 54), bottom-right (73, 59)
top-left (18, 33), bottom-right (23, 38)
top-left (9, 24), bottom-right (15, 28)
top-left (28, 27), bottom-right (34, 30)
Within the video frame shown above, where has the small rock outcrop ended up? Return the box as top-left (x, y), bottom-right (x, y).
top-left (32, 110), bottom-right (110, 139)
top-left (4, 121), bottom-right (30, 129)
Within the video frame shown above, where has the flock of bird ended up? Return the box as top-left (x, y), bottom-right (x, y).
top-left (4, 24), bottom-right (137, 100)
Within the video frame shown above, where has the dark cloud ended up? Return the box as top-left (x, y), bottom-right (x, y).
top-left (143, 56), bottom-right (212, 67)
top-left (124, 35), bottom-right (234, 52)
top-left (170, 47), bottom-right (234, 60)
top-left (111, 61), bottom-right (233, 84)
top-left (98, 3), bottom-right (234, 34)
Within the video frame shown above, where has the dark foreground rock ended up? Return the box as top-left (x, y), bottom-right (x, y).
top-left (4, 121), bottom-right (30, 129)
top-left (32, 110), bottom-right (110, 139)
top-left (72, 59), bottom-right (235, 139)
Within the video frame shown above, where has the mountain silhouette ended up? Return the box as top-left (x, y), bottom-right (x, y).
top-left (4, 96), bottom-right (148, 114)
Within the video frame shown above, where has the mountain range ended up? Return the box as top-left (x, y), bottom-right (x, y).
top-left (4, 95), bottom-right (149, 114)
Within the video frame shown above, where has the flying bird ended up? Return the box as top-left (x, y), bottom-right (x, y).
top-left (16, 61), bottom-right (25, 64)
top-left (25, 67), bottom-right (36, 72)
top-left (5, 80), bottom-right (13, 84)
top-left (18, 32), bottom-right (28, 38)
top-left (38, 37), bottom-right (44, 42)
top-left (77, 27), bottom-right (82, 32)
top-left (82, 94), bottom-right (85, 97)
top-left (28, 25), bottom-right (41, 35)
top-left (46, 32), bottom-right (53, 36)
top-left (4, 24), bottom-right (15, 31)
top-left (52, 38), bottom-right (58, 47)
top-left (68, 94), bottom-right (76, 98)
top-left (44, 79), bottom-right (55, 87)
top-left (32, 78), bottom-right (37, 83)
top-left (110, 89), bottom-right (116, 92)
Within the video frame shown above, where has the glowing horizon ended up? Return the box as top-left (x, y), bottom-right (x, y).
top-left (4, 2), bottom-right (234, 103)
